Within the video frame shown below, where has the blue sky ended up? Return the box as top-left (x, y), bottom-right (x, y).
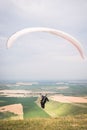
top-left (0, 0), bottom-right (87, 80)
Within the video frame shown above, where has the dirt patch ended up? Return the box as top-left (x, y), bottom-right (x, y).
top-left (50, 95), bottom-right (87, 103)
top-left (0, 90), bottom-right (32, 97)
top-left (0, 104), bottom-right (23, 120)
top-left (57, 86), bottom-right (69, 90)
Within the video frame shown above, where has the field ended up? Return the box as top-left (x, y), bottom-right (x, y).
top-left (0, 114), bottom-right (87, 130)
top-left (0, 104), bottom-right (23, 120)
top-left (0, 81), bottom-right (87, 96)
top-left (0, 81), bottom-right (87, 129)
top-left (0, 97), bottom-right (50, 119)
top-left (0, 96), bottom-right (87, 119)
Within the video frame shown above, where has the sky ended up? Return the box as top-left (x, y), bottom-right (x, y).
top-left (0, 0), bottom-right (87, 81)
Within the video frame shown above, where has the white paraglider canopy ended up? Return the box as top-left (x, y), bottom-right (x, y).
top-left (7, 27), bottom-right (85, 59)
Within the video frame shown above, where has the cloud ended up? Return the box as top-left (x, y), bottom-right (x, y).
top-left (0, 0), bottom-right (87, 37)
top-left (10, 0), bottom-right (87, 29)
top-left (0, 36), bottom-right (7, 49)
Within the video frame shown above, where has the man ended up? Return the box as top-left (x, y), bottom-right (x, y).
top-left (40, 94), bottom-right (49, 108)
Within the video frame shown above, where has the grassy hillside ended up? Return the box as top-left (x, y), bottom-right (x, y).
top-left (0, 114), bottom-right (87, 130)
top-left (0, 97), bottom-right (87, 119)
top-left (0, 96), bottom-right (87, 129)
top-left (45, 100), bottom-right (87, 117)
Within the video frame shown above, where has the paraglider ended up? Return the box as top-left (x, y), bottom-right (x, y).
top-left (40, 94), bottom-right (49, 109)
top-left (7, 27), bottom-right (85, 59)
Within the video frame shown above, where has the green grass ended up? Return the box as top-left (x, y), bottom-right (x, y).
top-left (45, 100), bottom-right (87, 117)
top-left (55, 85), bottom-right (87, 96)
top-left (0, 97), bottom-right (87, 129)
top-left (0, 97), bottom-right (87, 119)
top-left (0, 114), bottom-right (87, 130)
top-left (0, 97), bottom-right (50, 118)
top-left (0, 112), bottom-right (17, 119)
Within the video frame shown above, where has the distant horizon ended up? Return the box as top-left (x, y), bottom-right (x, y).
top-left (0, 79), bottom-right (87, 82)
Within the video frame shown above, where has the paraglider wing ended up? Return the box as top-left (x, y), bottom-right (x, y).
top-left (7, 27), bottom-right (85, 59)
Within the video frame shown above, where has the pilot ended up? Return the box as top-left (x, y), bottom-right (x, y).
top-left (40, 94), bottom-right (49, 108)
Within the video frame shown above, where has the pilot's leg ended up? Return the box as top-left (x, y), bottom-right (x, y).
top-left (41, 102), bottom-right (45, 108)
